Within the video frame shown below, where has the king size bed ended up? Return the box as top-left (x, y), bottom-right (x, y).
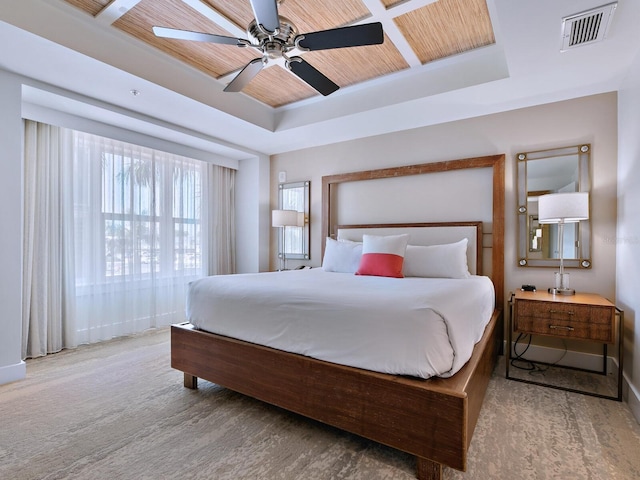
top-left (171, 154), bottom-right (505, 480)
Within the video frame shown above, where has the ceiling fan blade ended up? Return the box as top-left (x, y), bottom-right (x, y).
top-left (295, 22), bottom-right (384, 51)
top-left (249, 0), bottom-right (280, 35)
top-left (287, 58), bottom-right (339, 96)
top-left (152, 26), bottom-right (244, 46)
top-left (223, 58), bottom-right (264, 92)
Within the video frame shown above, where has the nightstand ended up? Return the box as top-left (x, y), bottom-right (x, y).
top-left (506, 290), bottom-right (623, 401)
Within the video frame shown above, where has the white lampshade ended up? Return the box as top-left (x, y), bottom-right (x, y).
top-left (297, 212), bottom-right (306, 227)
top-left (272, 209), bottom-right (299, 227)
top-left (538, 192), bottom-right (589, 224)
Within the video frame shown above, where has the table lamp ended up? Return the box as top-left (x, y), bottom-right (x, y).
top-left (272, 209), bottom-right (300, 270)
top-left (538, 192), bottom-right (589, 295)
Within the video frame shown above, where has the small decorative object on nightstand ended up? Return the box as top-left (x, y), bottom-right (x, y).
top-left (507, 290), bottom-right (623, 401)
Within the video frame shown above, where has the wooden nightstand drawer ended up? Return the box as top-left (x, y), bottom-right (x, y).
top-left (513, 296), bottom-right (615, 343)
top-left (517, 300), bottom-right (592, 322)
top-left (514, 314), bottom-right (613, 342)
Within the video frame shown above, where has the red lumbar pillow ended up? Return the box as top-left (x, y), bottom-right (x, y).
top-left (355, 234), bottom-right (409, 278)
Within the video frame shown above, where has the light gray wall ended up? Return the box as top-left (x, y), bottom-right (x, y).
top-left (22, 103), bottom-right (240, 170)
top-left (236, 155), bottom-right (271, 274)
top-left (0, 71), bottom-right (25, 384)
top-left (272, 93), bottom-right (618, 306)
top-left (271, 93), bottom-right (632, 410)
top-left (618, 50), bottom-right (640, 421)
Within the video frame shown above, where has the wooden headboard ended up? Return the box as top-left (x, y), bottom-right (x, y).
top-left (322, 154), bottom-right (505, 307)
top-left (337, 222), bottom-right (483, 275)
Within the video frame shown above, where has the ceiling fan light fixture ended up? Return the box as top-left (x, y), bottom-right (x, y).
top-left (248, 17), bottom-right (297, 46)
top-left (153, 0), bottom-right (384, 96)
top-left (264, 41), bottom-right (285, 59)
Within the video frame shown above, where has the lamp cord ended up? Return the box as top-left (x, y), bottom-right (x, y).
top-left (510, 333), bottom-right (568, 375)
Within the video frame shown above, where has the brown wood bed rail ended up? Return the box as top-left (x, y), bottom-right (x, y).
top-left (172, 153), bottom-right (505, 479)
top-left (172, 307), bottom-right (501, 479)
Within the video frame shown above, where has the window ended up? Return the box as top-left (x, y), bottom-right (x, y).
top-left (23, 120), bottom-right (235, 355)
top-left (74, 132), bottom-right (207, 288)
top-left (70, 131), bottom-right (211, 341)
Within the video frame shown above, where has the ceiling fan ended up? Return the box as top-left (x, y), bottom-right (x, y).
top-left (152, 0), bottom-right (384, 96)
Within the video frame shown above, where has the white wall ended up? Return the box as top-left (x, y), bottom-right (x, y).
top-left (272, 93), bottom-right (618, 305)
top-left (0, 70), bottom-right (26, 384)
top-left (618, 50), bottom-right (640, 421)
top-left (236, 155), bottom-right (271, 274)
top-left (22, 102), bottom-right (240, 170)
top-left (272, 93), bottom-right (630, 404)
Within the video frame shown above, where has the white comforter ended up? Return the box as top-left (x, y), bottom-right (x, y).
top-left (186, 268), bottom-right (495, 379)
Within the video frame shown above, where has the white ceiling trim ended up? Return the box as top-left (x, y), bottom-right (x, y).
top-left (386, 0), bottom-right (440, 17)
top-left (95, 0), bottom-right (143, 26)
top-left (362, 0), bottom-right (428, 68)
top-left (179, 0), bottom-right (248, 38)
top-left (20, 81), bottom-right (259, 161)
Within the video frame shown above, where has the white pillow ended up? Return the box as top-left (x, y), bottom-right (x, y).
top-left (322, 237), bottom-right (363, 273)
top-left (402, 238), bottom-right (471, 278)
top-left (355, 234), bottom-right (409, 278)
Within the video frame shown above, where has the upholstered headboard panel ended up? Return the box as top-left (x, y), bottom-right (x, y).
top-left (337, 222), bottom-right (482, 275)
top-left (322, 154), bottom-right (505, 307)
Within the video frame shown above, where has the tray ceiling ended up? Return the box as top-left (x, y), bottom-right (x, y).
top-left (62, 0), bottom-right (495, 108)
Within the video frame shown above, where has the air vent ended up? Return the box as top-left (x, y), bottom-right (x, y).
top-left (561, 2), bottom-right (617, 51)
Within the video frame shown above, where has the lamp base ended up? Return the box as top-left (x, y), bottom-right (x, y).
top-left (548, 287), bottom-right (575, 295)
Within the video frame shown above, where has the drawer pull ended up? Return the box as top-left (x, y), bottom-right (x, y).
top-left (549, 325), bottom-right (574, 331)
top-left (549, 309), bottom-right (575, 315)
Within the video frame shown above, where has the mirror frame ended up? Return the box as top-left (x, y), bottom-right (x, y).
top-left (517, 144), bottom-right (592, 268)
top-left (278, 181), bottom-right (310, 260)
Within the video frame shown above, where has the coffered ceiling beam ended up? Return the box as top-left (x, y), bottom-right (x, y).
top-left (179, 0), bottom-right (247, 38)
top-left (95, 0), bottom-right (143, 25)
top-left (360, 0), bottom-right (437, 68)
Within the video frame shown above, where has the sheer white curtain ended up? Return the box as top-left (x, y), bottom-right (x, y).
top-left (22, 122), bottom-right (76, 358)
top-left (72, 131), bottom-right (211, 344)
top-left (22, 121), bottom-right (236, 357)
top-left (206, 165), bottom-right (236, 275)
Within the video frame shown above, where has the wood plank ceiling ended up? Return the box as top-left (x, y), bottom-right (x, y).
top-left (63, 0), bottom-right (495, 108)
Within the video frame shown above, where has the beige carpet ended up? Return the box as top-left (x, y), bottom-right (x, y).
top-left (1, 328), bottom-right (640, 480)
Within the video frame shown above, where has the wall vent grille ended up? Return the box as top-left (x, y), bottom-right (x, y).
top-left (561, 2), bottom-right (617, 51)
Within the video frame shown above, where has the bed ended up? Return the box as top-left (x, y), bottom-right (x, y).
top-left (172, 155), bottom-right (505, 480)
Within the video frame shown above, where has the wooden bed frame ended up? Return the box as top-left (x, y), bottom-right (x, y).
top-left (172, 155), bottom-right (505, 480)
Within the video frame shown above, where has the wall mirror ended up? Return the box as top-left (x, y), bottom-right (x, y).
top-left (278, 181), bottom-right (310, 261)
top-left (517, 144), bottom-right (591, 268)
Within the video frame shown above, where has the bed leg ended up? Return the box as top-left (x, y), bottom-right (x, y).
top-left (184, 373), bottom-right (198, 389)
top-left (416, 457), bottom-right (442, 480)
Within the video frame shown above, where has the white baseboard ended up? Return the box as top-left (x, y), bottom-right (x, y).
top-left (0, 360), bottom-right (26, 386)
top-left (624, 373), bottom-right (640, 424)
